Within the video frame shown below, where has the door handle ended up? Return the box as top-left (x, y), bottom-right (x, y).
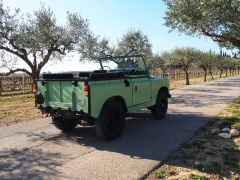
top-left (134, 86), bottom-right (138, 92)
top-left (124, 79), bottom-right (130, 87)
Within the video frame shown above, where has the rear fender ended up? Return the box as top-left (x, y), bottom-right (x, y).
top-left (100, 96), bottom-right (127, 116)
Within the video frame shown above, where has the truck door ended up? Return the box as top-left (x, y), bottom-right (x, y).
top-left (131, 77), bottom-right (152, 105)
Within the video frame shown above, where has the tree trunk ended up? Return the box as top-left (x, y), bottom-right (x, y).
top-left (161, 68), bottom-right (166, 77)
top-left (185, 70), bottom-right (190, 85)
top-left (225, 69), bottom-right (228, 77)
top-left (219, 69), bottom-right (223, 78)
top-left (31, 70), bottom-right (40, 82)
top-left (209, 69), bottom-right (214, 80)
top-left (230, 69), bottom-right (232, 76)
top-left (204, 69), bottom-right (207, 82)
top-left (0, 77), bottom-right (2, 96)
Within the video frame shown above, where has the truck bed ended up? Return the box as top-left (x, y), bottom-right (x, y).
top-left (42, 70), bottom-right (127, 81)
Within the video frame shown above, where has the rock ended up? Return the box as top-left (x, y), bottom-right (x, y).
top-left (222, 127), bottom-right (230, 133)
top-left (211, 128), bottom-right (220, 135)
top-left (230, 129), bottom-right (240, 137)
top-left (218, 133), bottom-right (231, 139)
top-left (194, 161), bottom-right (201, 166)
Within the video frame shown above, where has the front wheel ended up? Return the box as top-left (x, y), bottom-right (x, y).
top-left (95, 100), bottom-right (125, 141)
top-left (151, 90), bottom-right (168, 120)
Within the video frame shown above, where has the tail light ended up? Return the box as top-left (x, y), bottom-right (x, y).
top-left (84, 85), bottom-right (89, 96)
top-left (33, 82), bottom-right (37, 93)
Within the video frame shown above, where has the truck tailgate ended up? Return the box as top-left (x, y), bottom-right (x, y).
top-left (47, 81), bottom-right (73, 106)
top-left (37, 80), bottom-right (88, 112)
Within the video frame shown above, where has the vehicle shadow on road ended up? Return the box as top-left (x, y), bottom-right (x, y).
top-left (0, 148), bottom-right (62, 179)
top-left (27, 111), bottom-right (212, 160)
top-left (0, 148), bottom-right (87, 179)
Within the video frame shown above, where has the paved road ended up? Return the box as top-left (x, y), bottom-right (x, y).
top-left (1, 76), bottom-right (240, 180)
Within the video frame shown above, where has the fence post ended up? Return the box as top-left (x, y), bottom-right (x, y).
top-left (22, 73), bottom-right (25, 93)
top-left (0, 77), bottom-right (2, 96)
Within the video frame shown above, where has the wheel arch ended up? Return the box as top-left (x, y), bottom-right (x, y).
top-left (101, 96), bottom-right (128, 113)
top-left (158, 87), bottom-right (171, 98)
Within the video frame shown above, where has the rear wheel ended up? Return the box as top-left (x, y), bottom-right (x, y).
top-left (52, 116), bottom-right (77, 131)
top-left (95, 100), bottom-right (125, 141)
top-left (151, 90), bottom-right (168, 120)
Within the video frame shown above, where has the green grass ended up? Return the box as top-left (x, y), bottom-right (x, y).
top-left (191, 139), bottom-right (207, 149)
top-left (216, 119), bottom-right (233, 129)
top-left (191, 174), bottom-right (209, 180)
top-left (204, 162), bottom-right (221, 174)
top-left (196, 162), bottom-right (221, 174)
top-left (181, 143), bottom-right (192, 149)
top-left (224, 158), bottom-right (240, 170)
top-left (231, 122), bottom-right (240, 130)
top-left (155, 170), bottom-right (166, 179)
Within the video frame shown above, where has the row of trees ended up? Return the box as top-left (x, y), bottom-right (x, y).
top-left (152, 48), bottom-right (240, 85)
top-left (0, 0), bottom-right (240, 86)
top-left (154, 0), bottom-right (240, 85)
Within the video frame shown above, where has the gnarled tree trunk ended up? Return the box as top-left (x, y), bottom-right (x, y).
top-left (184, 69), bottom-right (190, 85)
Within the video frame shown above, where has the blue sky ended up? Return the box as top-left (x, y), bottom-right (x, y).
top-left (3, 0), bottom-right (222, 72)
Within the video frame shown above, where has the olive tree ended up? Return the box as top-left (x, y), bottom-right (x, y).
top-left (78, 34), bottom-right (115, 69)
top-left (196, 51), bottom-right (209, 82)
top-left (216, 56), bottom-right (228, 78)
top-left (163, 0), bottom-right (240, 52)
top-left (169, 48), bottom-right (198, 85)
top-left (79, 29), bottom-right (153, 66)
top-left (116, 29), bottom-right (152, 64)
top-left (235, 59), bottom-right (240, 75)
top-left (151, 52), bottom-right (170, 75)
top-left (0, 2), bottom-right (90, 81)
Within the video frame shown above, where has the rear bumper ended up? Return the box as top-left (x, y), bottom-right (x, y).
top-left (38, 105), bottom-right (91, 120)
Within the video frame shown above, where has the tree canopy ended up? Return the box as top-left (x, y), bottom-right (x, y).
top-left (161, 48), bottom-right (199, 85)
top-left (79, 29), bottom-right (152, 64)
top-left (164, 0), bottom-right (240, 52)
top-left (0, 2), bottom-right (89, 80)
top-left (78, 35), bottom-right (114, 61)
top-left (116, 29), bottom-right (152, 57)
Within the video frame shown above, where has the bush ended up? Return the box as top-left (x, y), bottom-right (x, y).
top-left (155, 170), bottom-right (166, 179)
top-left (231, 122), bottom-right (240, 130)
top-left (191, 174), bottom-right (208, 180)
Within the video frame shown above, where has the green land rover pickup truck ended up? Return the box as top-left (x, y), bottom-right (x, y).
top-left (34, 55), bottom-right (171, 140)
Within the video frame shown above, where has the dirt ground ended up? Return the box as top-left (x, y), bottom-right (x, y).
top-left (0, 91), bottom-right (42, 126)
top-left (147, 98), bottom-right (240, 180)
top-left (170, 75), bottom-right (228, 89)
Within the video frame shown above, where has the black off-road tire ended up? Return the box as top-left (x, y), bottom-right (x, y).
top-left (151, 90), bottom-right (168, 120)
top-left (52, 116), bottom-right (77, 131)
top-left (95, 100), bottom-right (125, 141)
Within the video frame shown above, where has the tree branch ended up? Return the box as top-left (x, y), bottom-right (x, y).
top-left (33, 51), bottom-right (37, 69)
top-left (56, 48), bottom-right (66, 55)
top-left (5, 68), bottom-right (32, 77)
top-left (201, 29), bottom-right (240, 48)
top-left (37, 44), bottom-right (55, 72)
top-left (9, 39), bottom-right (28, 57)
top-left (0, 45), bottom-right (34, 70)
